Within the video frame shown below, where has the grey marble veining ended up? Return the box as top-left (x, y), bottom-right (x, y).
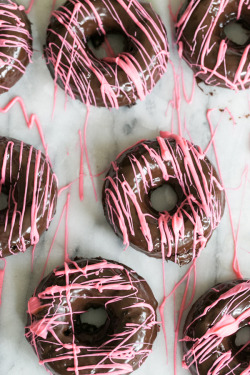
top-left (0, 0), bottom-right (249, 374)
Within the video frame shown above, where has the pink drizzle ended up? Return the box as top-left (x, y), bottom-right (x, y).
top-left (0, 259), bottom-right (6, 305)
top-left (206, 108), bottom-right (243, 278)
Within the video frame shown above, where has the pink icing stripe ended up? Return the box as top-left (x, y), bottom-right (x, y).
top-left (78, 129), bottom-right (84, 201)
top-left (0, 259), bottom-right (6, 305)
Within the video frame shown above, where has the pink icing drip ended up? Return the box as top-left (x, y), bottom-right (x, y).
top-left (78, 130), bottom-right (84, 201)
top-left (25, 0), bottom-right (35, 14)
top-left (0, 97), bottom-right (49, 158)
top-left (40, 194), bottom-right (70, 282)
top-left (206, 108), bottom-right (243, 278)
top-left (26, 259), bottom-right (158, 374)
top-left (0, 259), bottom-right (6, 305)
top-left (64, 193), bottom-right (70, 262)
top-left (83, 106), bottom-right (98, 201)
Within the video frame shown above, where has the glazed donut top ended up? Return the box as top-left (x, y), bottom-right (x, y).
top-left (0, 136), bottom-right (57, 257)
top-left (182, 280), bottom-right (250, 375)
top-left (45, 0), bottom-right (169, 108)
top-left (103, 133), bottom-right (225, 265)
top-left (26, 257), bottom-right (158, 375)
top-left (176, 0), bottom-right (250, 90)
top-left (0, 0), bottom-right (33, 94)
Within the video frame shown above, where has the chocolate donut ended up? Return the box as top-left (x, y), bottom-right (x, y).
top-left (176, 0), bottom-right (250, 90)
top-left (0, 136), bottom-right (57, 257)
top-left (102, 133), bottom-right (225, 266)
top-left (0, 0), bottom-right (33, 94)
top-left (44, 0), bottom-right (169, 108)
top-left (182, 279), bottom-right (250, 375)
top-left (25, 257), bottom-right (158, 375)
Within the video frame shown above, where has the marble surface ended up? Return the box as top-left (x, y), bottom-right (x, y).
top-left (0, 0), bottom-right (249, 374)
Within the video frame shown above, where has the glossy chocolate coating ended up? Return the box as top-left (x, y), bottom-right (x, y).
top-left (0, 0), bottom-right (32, 94)
top-left (0, 136), bottom-right (57, 257)
top-left (182, 280), bottom-right (250, 375)
top-left (176, 0), bottom-right (250, 90)
top-left (44, 0), bottom-right (169, 107)
top-left (102, 138), bottom-right (225, 266)
top-left (26, 257), bottom-right (159, 375)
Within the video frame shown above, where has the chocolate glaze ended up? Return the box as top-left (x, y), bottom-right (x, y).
top-left (176, 0), bottom-right (250, 90)
top-left (102, 135), bottom-right (225, 266)
top-left (25, 257), bottom-right (159, 375)
top-left (0, 136), bottom-right (57, 257)
top-left (182, 280), bottom-right (250, 375)
top-left (44, 0), bottom-right (169, 108)
top-left (0, 0), bottom-right (33, 94)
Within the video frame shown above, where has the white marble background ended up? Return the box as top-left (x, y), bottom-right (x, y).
top-left (0, 0), bottom-right (249, 374)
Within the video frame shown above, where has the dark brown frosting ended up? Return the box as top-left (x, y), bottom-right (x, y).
top-left (25, 257), bottom-right (159, 375)
top-left (176, 0), bottom-right (250, 90)
top-left (102, 135), bottom-right (225, 266)
top-left (0, 136), bottom-right (57, 257)
top-left (182, 279), bottom-right (250, 374)
top-left (0, 0), bottom-right (33, 94)
top-left (44, 0), bottom-right (169, 108)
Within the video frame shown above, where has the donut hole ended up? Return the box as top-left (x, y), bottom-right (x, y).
top-left (235, 326), bottom-right (250, 347)
top-left (88, 33), bottom-right (127, 59)
top-left (74, 306), bottom-right (111, 346)
top-left (150, 184), bottom-right (178, 213)
top-left (80, 307), bottom-right (108, 330)
top-left (224, 21), bottom-right (250, 46)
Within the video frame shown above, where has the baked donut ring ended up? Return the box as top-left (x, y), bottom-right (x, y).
top-left (44, 0), bottom-right (169, 108)
top-left (176, 0), bottom-right (250, 90)
top-left (25, 257), bottom-right (159, 375)
top-left (102, 134), bottom-right (225, 266)
top-left (0, 0), bottom-right (33, 94)
top-left (182, 279), bottom-right (250, 375)
top-left (0, 136), bottom-right (57, 257)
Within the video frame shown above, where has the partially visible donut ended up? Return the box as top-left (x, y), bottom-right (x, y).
top-left (182, 279), bottom-right (250, 375)
top-left (0, 0), bottom-right (33, 94)
top-left (0, 136), bottom-right (57, 257)
top-left (102, 133), bottom-right (225, 266)
top-left (44, 0), bottom-right (169, 108)
top-left (25, 257), bottom-right (159, 375)
top-left (176, 0), bottom-right (250, 90)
